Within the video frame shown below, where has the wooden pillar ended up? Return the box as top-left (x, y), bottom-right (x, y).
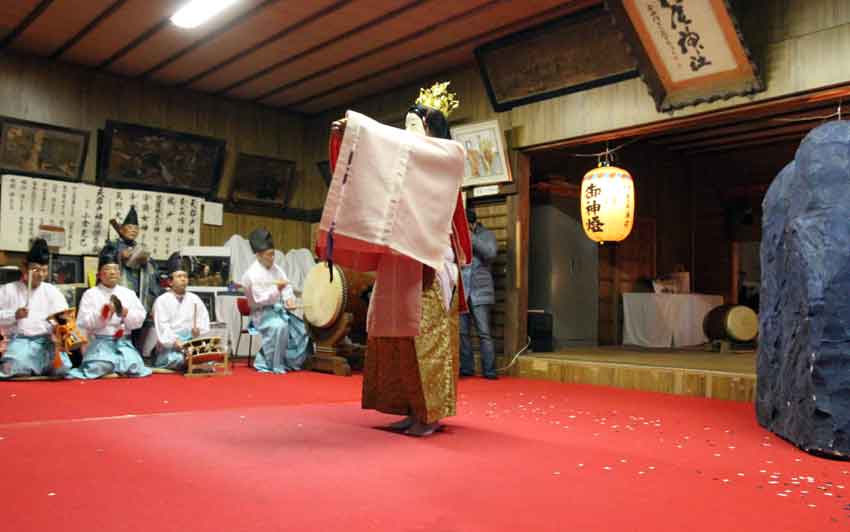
top-left (504, 152), bottom-right (530, 356)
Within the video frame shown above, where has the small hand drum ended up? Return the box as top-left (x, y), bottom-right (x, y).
top-left (125, 244), bottom-right (151, 269)
top-left (47, 308), bottom-right (88, 352)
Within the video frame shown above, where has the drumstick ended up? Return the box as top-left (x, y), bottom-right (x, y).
top-left (193, 303), bottom-right (197, 332)
top-left (25, 268), bottom-right (34, 308)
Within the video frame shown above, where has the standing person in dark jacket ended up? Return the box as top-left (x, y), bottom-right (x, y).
top-left (460, 208), bottom-right (499, 379)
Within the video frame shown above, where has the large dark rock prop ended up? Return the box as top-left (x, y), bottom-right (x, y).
top-left (757, 121), bottom-right (850, 458)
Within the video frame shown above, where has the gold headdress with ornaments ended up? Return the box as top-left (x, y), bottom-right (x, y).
top-left (415, 81), bottom-right (459, 118)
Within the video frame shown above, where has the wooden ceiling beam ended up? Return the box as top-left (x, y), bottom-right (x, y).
top-left (284, 0), bottom-right (596, 109)
top-left (97, 16), bottom-right (170, 69)
top-left (523, 84), bottom-right (850, 153)
top-left (649, 106), bottom-right (837, 146)
top-left (49, 0), bottom-right (129, 60)
top-left (0, 0), bottom-right (54, 50)
top-left (254, 0), bottom-right (503, 104)
top-left (177, 0), bottom-right (352, 89)
top-left (139, 0), bottom-right (279, 79)
top-left (218, 0), bottom-right (423, 97)
top-left (667, 122), bottom-right (818, 152)
top-left (684, 132), bottom-right (807, 156)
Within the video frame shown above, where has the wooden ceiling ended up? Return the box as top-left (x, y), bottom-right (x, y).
top-left (530, 89), bottom-right (850, 195)
top-left (0, 0), bottom-right (595, 114)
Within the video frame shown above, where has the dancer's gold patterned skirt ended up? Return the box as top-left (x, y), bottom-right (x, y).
top-left (362, 280), bottom-right (459, 424)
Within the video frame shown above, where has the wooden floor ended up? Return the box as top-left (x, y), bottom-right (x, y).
top-left (500, 345), bottom-right (757, 402)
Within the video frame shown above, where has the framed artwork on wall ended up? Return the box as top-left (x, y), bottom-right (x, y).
top-left (98, 120), bottom-right (225, 199)
top-left (474, 6), bottom-right (639, 112)
top-left (450, 120), bottom-right (512, 188)
top-left (605, 0), bottom-right (764, 112)
top-left (0, 117), bottom-right (89, 181)
top-left (51, 254), bottom-right (83, 285)
top-left (227, 153), bottom-right (297, 217)
top-left (316, 160), bottom-right (332, 187)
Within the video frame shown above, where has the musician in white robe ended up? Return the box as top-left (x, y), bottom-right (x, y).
top-left (67, 243), bottom-right (151, 379)
top-left (241, 228), bottom-right (309, 374)
top-left (152, 252), bottom-right (210, 370)
top-left (0, 238), bottom-right (71, 378)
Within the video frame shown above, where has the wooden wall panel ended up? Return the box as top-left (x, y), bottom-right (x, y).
top-left (0, 51), bottom-right (322, 251)
top-left (509, 0), bottom-right (850, 148)
top-left (296, 0), bottom-right (849, 352)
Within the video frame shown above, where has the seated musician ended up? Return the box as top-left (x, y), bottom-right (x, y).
top-left (67, 242), bottom-right (151, 379)
top-left (241, 228), bottom-right (309, 374)
top-left (0, 238), bottom-right (72, 378)
top-left (152, 252), bottom-right (210, 370)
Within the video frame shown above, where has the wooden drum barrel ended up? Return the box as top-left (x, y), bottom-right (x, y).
top-left (703, 304), bottom-right (759, 343)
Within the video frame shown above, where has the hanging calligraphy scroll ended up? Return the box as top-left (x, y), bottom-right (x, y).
top-left (0, 174), bottom-right (202, 259)
top-left (606, 0), bottom-right (763, 112)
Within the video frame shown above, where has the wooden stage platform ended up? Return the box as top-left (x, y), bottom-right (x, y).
top-left (499, 346), bottom-right (757, 402)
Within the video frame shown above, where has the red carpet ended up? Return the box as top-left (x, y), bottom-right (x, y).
top-left (1, 369), bottom-right (848, 531)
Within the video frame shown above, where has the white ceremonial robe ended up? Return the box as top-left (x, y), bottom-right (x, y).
top-left (77, 284), bottom-right (146, 337)
top-left (0, 281), bottom-right (70, 378)
top-left (152, 291), bottom-right (210, 369)
top-left (68, 284), bottom-right (150, 379)
top-left (241, 260), bottom-right (302, 374)
top-left (241, 260), bottom-right (294, 323)
top-left (316, 110), bottom-right (465, 337)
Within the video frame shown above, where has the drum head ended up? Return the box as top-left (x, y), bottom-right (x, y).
top-left (725, 306), bottom-right (758, 342)
top-left (303, 263), bottom-right (347, 328)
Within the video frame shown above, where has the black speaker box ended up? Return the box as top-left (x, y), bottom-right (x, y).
top-left (528, 311), bottom-right (553, 352)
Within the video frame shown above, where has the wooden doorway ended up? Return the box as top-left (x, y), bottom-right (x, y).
top-left (598, 217), bottom-right (656, 345)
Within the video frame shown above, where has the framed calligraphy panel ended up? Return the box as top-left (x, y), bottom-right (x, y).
top-left (606, 0), bottom-right (763, 112)
top-left (474, 6), bottom-right (639, 112)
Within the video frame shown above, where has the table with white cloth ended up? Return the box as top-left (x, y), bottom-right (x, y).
top-left (622, 293), bottom-right (724, 348)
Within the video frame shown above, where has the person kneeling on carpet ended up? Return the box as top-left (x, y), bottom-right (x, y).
top-left (151, 252), bottom-right (210, 371)
top-left (67, 242), bottom-right (151, 379)
top-left (241, 228), bottom-right (309, 374)
top-left (0, 238), bottom-right (72, 379)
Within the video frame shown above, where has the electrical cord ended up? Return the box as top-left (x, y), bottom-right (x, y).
top-left (496, 336), bottom-right (532, 373)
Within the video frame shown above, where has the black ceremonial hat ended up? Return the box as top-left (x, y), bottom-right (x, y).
top-left (98, 241), bottom-right (120, 269)
top-left (123, 205), bottom-right (139, 226)
top-left (27, 238), bottom-right (50, 265)
top-left (166, 252), bottom-right (190, 276)
top-left (249, 228), bottom-right (274, 253)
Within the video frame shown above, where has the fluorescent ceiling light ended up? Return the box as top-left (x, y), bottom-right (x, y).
top-left (171, 0), bottom-right (240, 29)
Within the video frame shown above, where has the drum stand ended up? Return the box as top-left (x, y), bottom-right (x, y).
top-left (183, 337), bottom-right (231, 378)
top-left (306, 312), bottom-right (365, 376)
top-left (706, 339), bottom-right (757, 353)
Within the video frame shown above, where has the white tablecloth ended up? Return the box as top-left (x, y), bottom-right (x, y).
top-left (622, 293), bottom-right (723, 347)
